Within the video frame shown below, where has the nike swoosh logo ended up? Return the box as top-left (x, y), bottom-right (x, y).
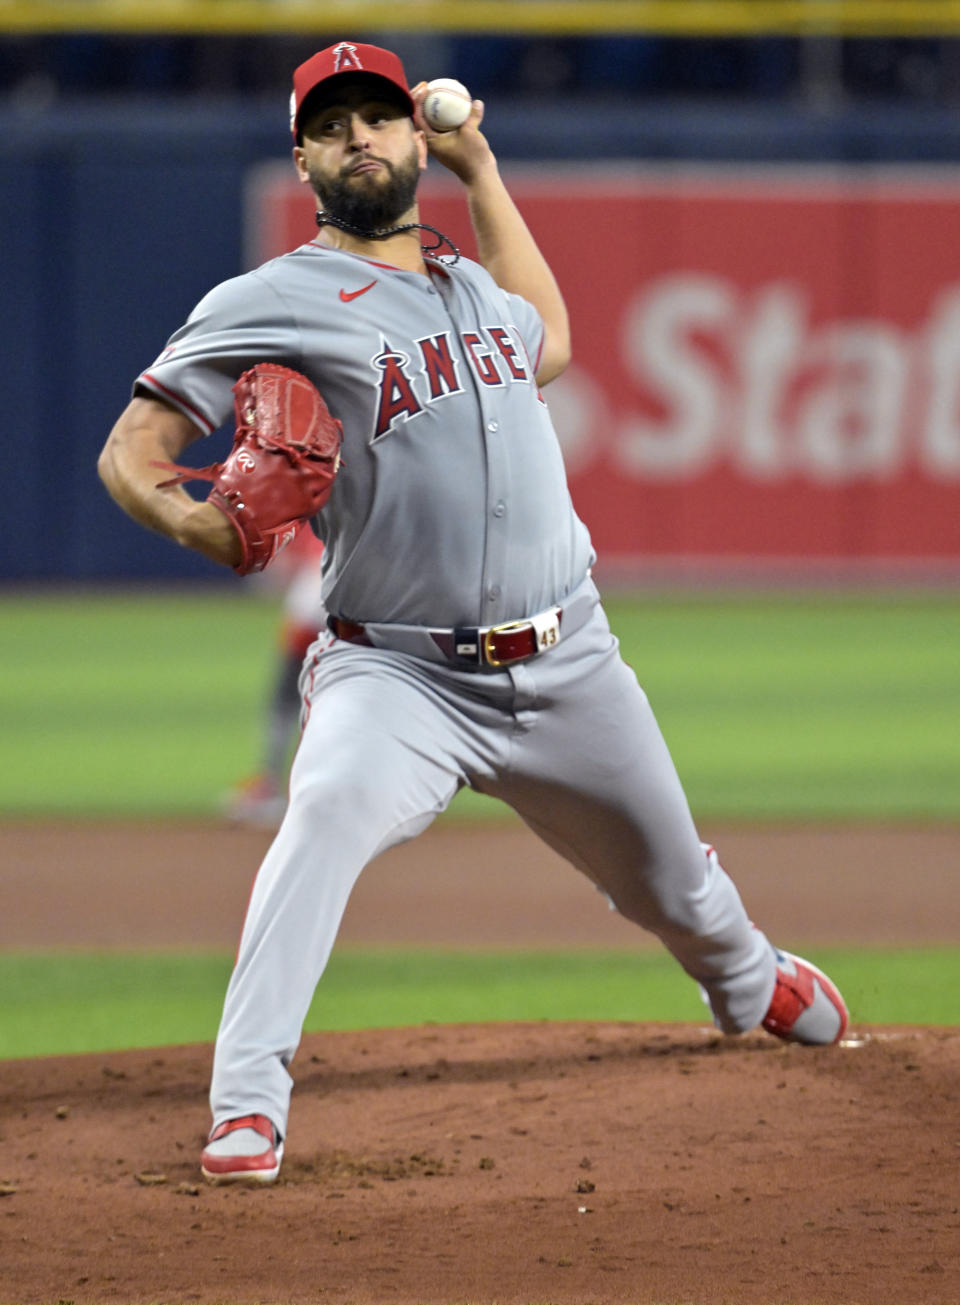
top-left (339, 280), bottom-right (377, 302)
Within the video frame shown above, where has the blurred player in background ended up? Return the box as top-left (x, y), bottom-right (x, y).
top-left (221, 525), bottom-right (326, 828)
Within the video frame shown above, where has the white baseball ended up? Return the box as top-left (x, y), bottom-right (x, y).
top-left (422, 78), bottom-right (472, 132)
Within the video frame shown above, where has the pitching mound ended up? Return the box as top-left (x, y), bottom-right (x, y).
top-left (3, 1019), bottom-right (958, 1304)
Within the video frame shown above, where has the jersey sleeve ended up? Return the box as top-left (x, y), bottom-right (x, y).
top-left (502, 290), bottom-right (546, 376)
top-left (134, 271), bottom-right (299, 435)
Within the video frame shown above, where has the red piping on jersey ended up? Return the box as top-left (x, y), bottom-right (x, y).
top-left (516, 332), bottom-right (545, 388)
top-left (299, 643), bottom-right (324, 732)
top-left (139, 373), bottom-right (215, 434)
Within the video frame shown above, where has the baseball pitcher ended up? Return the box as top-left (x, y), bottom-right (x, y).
top-left (98, 40), bottom-right (849, 1185)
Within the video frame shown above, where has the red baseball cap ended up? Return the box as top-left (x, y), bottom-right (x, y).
top-left (290, 41), bottom-right (414, 140)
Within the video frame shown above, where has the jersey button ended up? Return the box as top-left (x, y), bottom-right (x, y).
top-left (493, 502), bottom-right (506, 518)
top-left (487, 420), bottom-right (499, 433)
top-left (487, 585), bottom-right (501, 601)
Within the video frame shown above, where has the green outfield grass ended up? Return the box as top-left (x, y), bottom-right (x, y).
top-left (1, 945), bottom-right (955, 1060)
top-left (1, 587), bottom-right (958, 821)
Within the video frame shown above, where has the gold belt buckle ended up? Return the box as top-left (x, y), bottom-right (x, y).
top-left (481, 609), bottom-right (561, 667)
top-left (481, 619), bottom-right (532, 668)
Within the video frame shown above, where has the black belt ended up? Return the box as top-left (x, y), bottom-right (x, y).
top-left (328, 608), bottom-right (563, 669)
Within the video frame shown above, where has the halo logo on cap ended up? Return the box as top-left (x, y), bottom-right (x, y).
top-left (332, 42), bottom-right (363, 72)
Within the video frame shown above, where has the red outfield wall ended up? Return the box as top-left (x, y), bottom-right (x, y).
top-left (247, 163), bottom-right (960, 574)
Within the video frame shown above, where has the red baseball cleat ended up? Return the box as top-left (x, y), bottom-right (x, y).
top-left (201, 1114), bottom-right (284, 1185)
top-left (762, 948), bottom-right (849, 1045)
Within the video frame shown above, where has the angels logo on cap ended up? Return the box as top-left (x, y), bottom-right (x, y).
top-left (332, 42), bottom-right (363, 72)
top-left (290, 40), bottom-right (414, 140)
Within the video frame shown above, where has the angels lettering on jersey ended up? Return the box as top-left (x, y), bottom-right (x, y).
top-left (370, 324), bottom-right (544, 440)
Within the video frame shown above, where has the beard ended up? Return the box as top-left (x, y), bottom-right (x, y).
top-left (310, 147), bottom-right (421, 234)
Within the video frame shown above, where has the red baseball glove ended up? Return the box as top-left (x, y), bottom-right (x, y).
top-left (154, 363), bottom-right (343, 575)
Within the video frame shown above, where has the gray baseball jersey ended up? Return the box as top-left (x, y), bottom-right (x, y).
top-left (138, 238), bottom-right (777, 1148)
top-left (138, 243), bottom-right (594, 627)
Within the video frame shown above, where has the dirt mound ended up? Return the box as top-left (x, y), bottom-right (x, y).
top-left (4, 818), bottom-right (960, 1301)
top-left (2, 1020), bottom-right (958, 1304)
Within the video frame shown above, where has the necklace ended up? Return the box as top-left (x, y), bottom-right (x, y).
top-left (315, 210), bottom-right (460, 264)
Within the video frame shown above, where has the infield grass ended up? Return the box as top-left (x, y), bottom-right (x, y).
top-left (1, 586), bottom-right (958, 822)
top-left (3, 588), bottom-right (955, 1070)
top-left (1, 945), bottom-right (955, 1060)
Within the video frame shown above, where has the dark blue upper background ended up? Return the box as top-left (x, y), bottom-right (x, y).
top-left (3, 32), bottom-right (958, 582)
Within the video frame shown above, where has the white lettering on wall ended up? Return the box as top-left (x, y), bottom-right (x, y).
top-left (923, 288), bottom-right (960, 476)
top-left (610, 274), bottom-right (960, 483)
top-left (737, 285), bottom-right (804, 478)
top-left (795, 323), bottom-right (907, 482)
top-left (617, 275), bottom-right (735, 478)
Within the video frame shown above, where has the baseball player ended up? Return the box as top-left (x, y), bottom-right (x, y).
top-left (98, 40), bottom-right (849, 1185)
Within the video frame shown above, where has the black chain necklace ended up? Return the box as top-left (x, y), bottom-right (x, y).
top-left (315, 210), bottom-right (460, 264)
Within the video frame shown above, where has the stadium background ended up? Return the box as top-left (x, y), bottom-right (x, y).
top-left (5, 2), bottom-right (960, 583)
top-left (2, 9), bottom-right (960, 1303)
